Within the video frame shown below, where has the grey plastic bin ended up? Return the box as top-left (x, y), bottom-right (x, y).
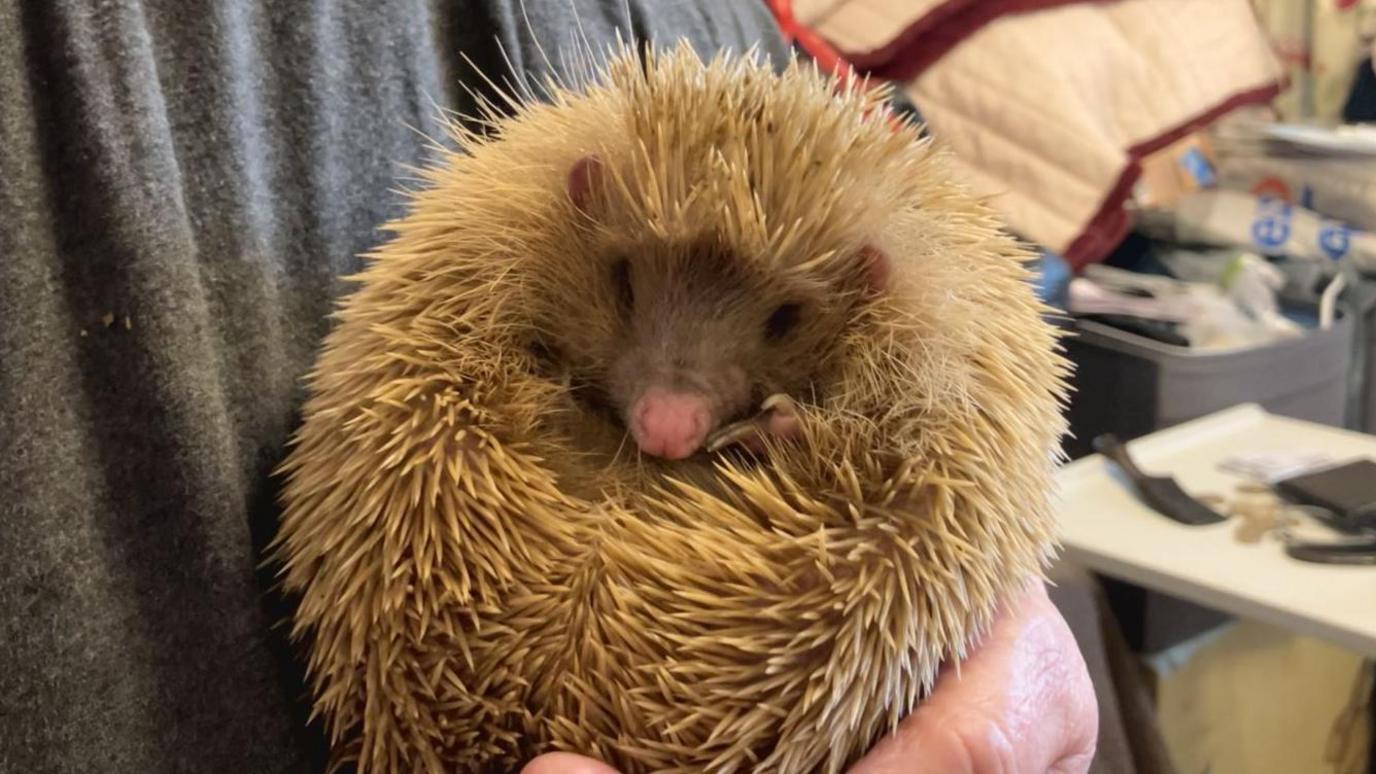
top-left (1344, 280), bottom-right (1376, 434)
top-left (1062, 308), bottom-right (1353, 654)
top-left (1064, 310), bottom-right (1353, 460)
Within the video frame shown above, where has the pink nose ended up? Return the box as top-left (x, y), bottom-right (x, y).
top-left (629, 389), bottom-right (713, 460)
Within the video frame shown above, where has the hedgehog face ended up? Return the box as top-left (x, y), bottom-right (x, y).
top-left (604, 239), bottom-right (836, 460)
top-left (524, 152), bottom-right (893, 462)
top-left (531, 235), bottom-right (855, 462)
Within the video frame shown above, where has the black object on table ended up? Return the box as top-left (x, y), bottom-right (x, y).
top-left (1275, 459), bottom-right (1376, 534)
top-left (1274, 458), bottom-right (1376, 566)
top-left (1092, 434), bottom-right (1228, 526)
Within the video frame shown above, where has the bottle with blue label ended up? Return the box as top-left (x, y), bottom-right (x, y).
top-left (1136, 189), bottom-right (1376, 275)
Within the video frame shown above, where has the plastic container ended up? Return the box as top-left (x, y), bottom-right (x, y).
top-left (1063, 308), bottom-right (1353, 460)
top-left (1341, 279), bottom-right (1376, 434)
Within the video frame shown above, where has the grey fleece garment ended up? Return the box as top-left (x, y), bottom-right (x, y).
top-left (0, 2), bottom-right (787, 771)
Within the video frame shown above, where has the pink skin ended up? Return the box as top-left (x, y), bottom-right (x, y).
top-left (519, 583), bottom-right (1097, 774)
top-left (629, 389), bottom-right (714, 460)
top-left (630, 390), bottom-right (803, 460)
top-left (738, 401), bottom-right (802, 454)
top-left (568, 155), bottom-right (601, 212)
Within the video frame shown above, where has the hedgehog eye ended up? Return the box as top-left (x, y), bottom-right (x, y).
top-left (611, 259), bottom-right (633, 312)
top-left (765, 302), bottom-right (801, 339)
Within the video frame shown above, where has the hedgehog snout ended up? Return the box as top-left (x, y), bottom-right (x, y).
top-left (628, 388), bottom-right (714, 460)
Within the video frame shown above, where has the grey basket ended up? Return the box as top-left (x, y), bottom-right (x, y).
top-left (1343, 280), bottom-right (1376, 434)
top-left (1063, 310), bottom-right (1353, 459)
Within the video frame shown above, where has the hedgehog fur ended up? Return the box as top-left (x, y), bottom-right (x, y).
top-left (271, 41), bottom-right (1070, 773)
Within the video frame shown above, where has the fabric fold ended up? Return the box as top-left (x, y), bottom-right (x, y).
top-left (780, 0), bottom-right (1285, 267)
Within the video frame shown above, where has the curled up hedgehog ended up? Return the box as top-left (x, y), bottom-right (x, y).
top-left (270, 40), bottom-right (1070, 774)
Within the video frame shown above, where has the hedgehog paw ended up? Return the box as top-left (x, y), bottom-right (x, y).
top-left (758, 394), bottom-right (801, 440)
top-left (705, 394), bottom-right (801, 454)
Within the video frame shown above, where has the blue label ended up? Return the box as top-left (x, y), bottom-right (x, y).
top-left (1318, 222), bottom-right (1351, 260)
top-left (1179, 147), bottom-right (1216, 187)
top-left (1251, 197), bottom-right (1292, 250)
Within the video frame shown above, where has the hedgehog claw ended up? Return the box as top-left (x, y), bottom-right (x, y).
top-left (705, 394), bottom-right (801, 453)
top-left (760, 393), bottom-right (798, 417)
top-left (704, 420), bottom-right (761, 453)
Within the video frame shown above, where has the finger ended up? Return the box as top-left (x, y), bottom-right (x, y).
top-left (997, 592), bottom-right (1097, 774)
top-left (1041, 606), bottom-right (1098, 774)
top-left (520, 752), bottom-right (622, 774)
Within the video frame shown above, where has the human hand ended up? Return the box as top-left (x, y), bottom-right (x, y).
top-left (521, 581), bottom-right (1097, 774)
top-left (846, 581), bottom-right (1097, 773)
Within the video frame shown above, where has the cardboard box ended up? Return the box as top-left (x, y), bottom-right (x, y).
top-left (1134, 132), bottom-right (1219, 208)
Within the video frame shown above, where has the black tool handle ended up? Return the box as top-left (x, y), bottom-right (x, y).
top-left (1285, 539), bottom-right (1376, 566)
top-left (1092, 434), bottom-right (1146, 480)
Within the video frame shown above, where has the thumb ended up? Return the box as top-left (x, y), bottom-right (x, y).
top-left (521, 752), bottom-right (622, 774)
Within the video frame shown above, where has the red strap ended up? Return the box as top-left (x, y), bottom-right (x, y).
top-left (768, 0), bottom-right (905, 131)
top-left (769, 0), bottom-right (851, 78)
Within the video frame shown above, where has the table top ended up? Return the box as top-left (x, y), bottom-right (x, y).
top-left (1055, 403), bottom-right (1376, 657)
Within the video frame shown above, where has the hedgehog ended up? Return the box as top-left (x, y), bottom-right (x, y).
top-left (269, 40), bottom-right (1070, 774)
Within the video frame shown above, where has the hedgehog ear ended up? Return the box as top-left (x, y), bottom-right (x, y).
top-left (568, 155), bottom-right (602, 214)
top-left (856, 244), bottom-right (891, 295)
